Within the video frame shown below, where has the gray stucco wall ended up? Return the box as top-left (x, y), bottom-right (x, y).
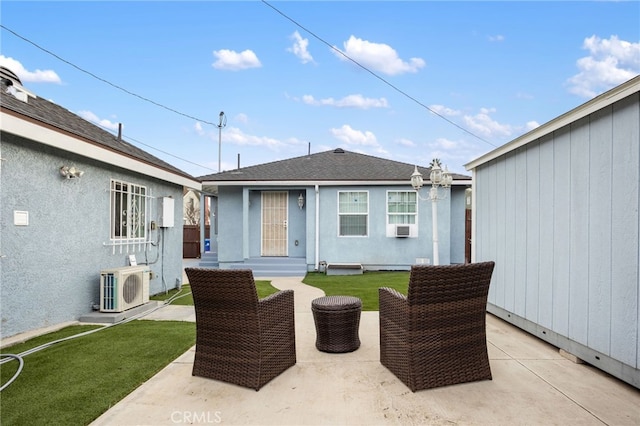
top-left (1, 135), bottom-right (184, 338)
top-left (316, 185), bottom-right (452, 268)
top-left (473, 93), bottom-right (640, 388)
top-left (217, 184), bottom-right (468, 270)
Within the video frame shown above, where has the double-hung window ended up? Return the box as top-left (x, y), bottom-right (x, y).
top-left (110, 179), bottom-right (148, 241)
top-left (387, 191), bottom-right (417, 224)
top-left (338, 191), bottom-right (368, 236)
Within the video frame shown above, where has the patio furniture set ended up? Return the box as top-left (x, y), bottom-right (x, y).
top-left (185, 261), bottom-right (495, 392)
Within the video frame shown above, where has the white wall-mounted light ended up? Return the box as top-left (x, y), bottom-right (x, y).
top-left (298, 192), bottom-right (305, 209)
top-left (60, 166), bottom-right (84, 179)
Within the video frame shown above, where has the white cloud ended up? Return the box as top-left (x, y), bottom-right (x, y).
top-left (463, 107), bottom-right (513, 139)
top-left (302, 94), bottom-right (388, 109)
top-left (488, 35), bottom-right (505, 42)
top-left (287, 31), bottom-right (314, 64)
top-left (0, 55), bottom-right (61, 84)
top-left (396, 138), bottom-right (417, 148)
top-left (429, 104), bottom-right (461, 116)
top-left (224, 127), bottom-right (284, 150)
top-left (433, 137), bottom-right (458, 150)
top-left (194, 122), bottom-right (205, 136)
top-left (524, 121), bottom-right (540, 132)
top-left (566, 35), bottom-right (640, 98)
top-left (77, 110), bottom-right (119, 131)
top-left (212, 49), bottom-right (262, 71)
top-left (516, 91), bottom-right (534, 100)
top-left (235, 113), bottom-right (249, 124)
top-left (333, 35), bottom-right (425, 76)
top-left (330, 124), bottom-right (379, 147)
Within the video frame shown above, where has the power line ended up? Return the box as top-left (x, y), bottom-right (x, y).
top-left (260, 0), bottom-right (498, 148)
top-left (125, 134), bottom-right (216, 173)
top-left (1, 23), bottom-right (217, 173)
top-left (0, 24), bottom-right (219, 127)
top-left (2, 3), bottom-right (498, 157)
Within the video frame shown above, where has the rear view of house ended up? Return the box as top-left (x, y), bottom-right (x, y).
top-left (200, 148), bottom-right (471, 275)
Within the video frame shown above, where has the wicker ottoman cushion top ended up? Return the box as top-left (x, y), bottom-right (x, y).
top-left (311, 295), bottom-right (362, 311)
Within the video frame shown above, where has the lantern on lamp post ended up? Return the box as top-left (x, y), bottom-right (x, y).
top-left (410, 159), bottom-right (452, 265)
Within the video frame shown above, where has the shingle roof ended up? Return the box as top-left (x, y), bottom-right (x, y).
top-left (200, 148), bottom-right (469, 183)
top-left (0, 75), bottom-right (195, 181)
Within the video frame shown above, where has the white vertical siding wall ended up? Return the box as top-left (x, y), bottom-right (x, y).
top-left (474, 93), bottom-right (639, 388)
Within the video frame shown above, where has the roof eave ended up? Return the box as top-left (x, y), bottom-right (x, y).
top-left (2, 109), bottom-right (202, 189)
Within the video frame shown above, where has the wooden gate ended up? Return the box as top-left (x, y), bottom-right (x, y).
top-left (183, 225), bottom-right (210, 258)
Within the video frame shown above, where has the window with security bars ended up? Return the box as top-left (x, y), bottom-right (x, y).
top-left (338, 191), bottom-right (368, 236)
top-left (387, 191), bottom-right (417, 224)
top-left (110, 180), bottom-right (148, 241)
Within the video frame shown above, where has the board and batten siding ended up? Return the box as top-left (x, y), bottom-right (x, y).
top-left (472, 91), bottom-right (639, 388)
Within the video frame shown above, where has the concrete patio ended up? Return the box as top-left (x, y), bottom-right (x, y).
top-left (91, 272), bottom-right (640, 426)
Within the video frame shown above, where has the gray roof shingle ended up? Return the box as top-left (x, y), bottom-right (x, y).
top-left (0, 75), bottom-right (195, 181)
top-left (200, 148), bottom-right (469, 183)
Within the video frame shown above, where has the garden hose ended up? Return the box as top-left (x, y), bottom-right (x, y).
top-left (0, 287), bottom-right (192, 392)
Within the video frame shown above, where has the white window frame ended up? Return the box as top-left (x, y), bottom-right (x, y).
top-left (337, 191), bottom-right (369, 237)
top-left (110, 179), bottom-right (149, 244)
top-left (386, 190), bottom-right (418, 225)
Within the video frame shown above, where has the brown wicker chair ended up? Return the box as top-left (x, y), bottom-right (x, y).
top-left (379, 262), bottom-right (495, 391)
top-left (185, 268), bottom-right (296, 391)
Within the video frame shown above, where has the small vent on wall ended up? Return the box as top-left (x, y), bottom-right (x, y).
top-left (395, 225), bottom-right (410, 238)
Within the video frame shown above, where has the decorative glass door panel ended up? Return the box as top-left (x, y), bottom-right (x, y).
top-left (261, 191), bottom-right (288, 256)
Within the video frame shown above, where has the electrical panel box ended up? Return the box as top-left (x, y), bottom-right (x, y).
top-left (159, 197), bottom-right (175, 228)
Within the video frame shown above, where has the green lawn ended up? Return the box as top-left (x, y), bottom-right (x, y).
top-left (303, 271), bottom-right (410, 311)
top-left (1, 321), bottom-right (195, 426)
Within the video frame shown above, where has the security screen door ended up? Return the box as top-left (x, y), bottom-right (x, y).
top-left (261, 191), bottom-right (288, 256)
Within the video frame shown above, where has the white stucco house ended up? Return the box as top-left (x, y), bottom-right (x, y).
top-left (465, 75), bottom-right (640, 388)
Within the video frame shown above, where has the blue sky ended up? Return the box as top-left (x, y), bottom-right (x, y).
top-left (1, 1), bottom-right (639, 177)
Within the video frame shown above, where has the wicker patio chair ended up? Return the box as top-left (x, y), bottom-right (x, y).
top-left (379, 261), bottom-right (495, 391)
top-left (185, 268), bottom-right (296, 391)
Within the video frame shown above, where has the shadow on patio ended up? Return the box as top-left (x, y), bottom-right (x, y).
top-left (91, 276), bottom-right (640, 426)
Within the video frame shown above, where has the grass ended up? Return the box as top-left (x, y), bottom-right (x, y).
top-left (303, 271), bottom-right (410, 311)
top-left (1, 321), bottom-right (195, 426)
top-left (150, 280), bottom-right (280, 305)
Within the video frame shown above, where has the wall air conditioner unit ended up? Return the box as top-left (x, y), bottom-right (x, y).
top-left (395, 225), bottom-right (411, 238)
top-left (100, 265), bottom-right (150, 313)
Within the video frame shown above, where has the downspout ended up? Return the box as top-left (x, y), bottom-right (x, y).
top-left (199, 192), bottom-right (206, 255)
top-left (243, 188), bottom-right (250, 259)
top-left (471, 170), bottom-right (476, 263)
top-left (314, 184), bottom-right (320, 270)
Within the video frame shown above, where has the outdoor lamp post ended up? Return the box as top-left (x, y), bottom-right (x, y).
top-left (217, 111), bottom-right (227, 173)
top-left (410, 160), bottom-right (452, 265)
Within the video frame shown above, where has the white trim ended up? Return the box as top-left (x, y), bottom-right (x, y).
top-left (337, 190), bottom-right (369, 237)
top-left (315, 184), bottom-right (320, 270)
top-left (465, 76), bottom-right (640, 171)
top-left (202, 179), bottom-right (472, 188)
top-left (2, 111), bottom-right (202, 189)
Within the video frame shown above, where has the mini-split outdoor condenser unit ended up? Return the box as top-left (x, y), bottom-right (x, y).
top-left (100, 265), bottom-right (150, 313)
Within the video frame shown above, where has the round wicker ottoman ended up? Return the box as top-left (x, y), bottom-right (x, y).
top-left (311, 295), bottom-right (362, 353)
